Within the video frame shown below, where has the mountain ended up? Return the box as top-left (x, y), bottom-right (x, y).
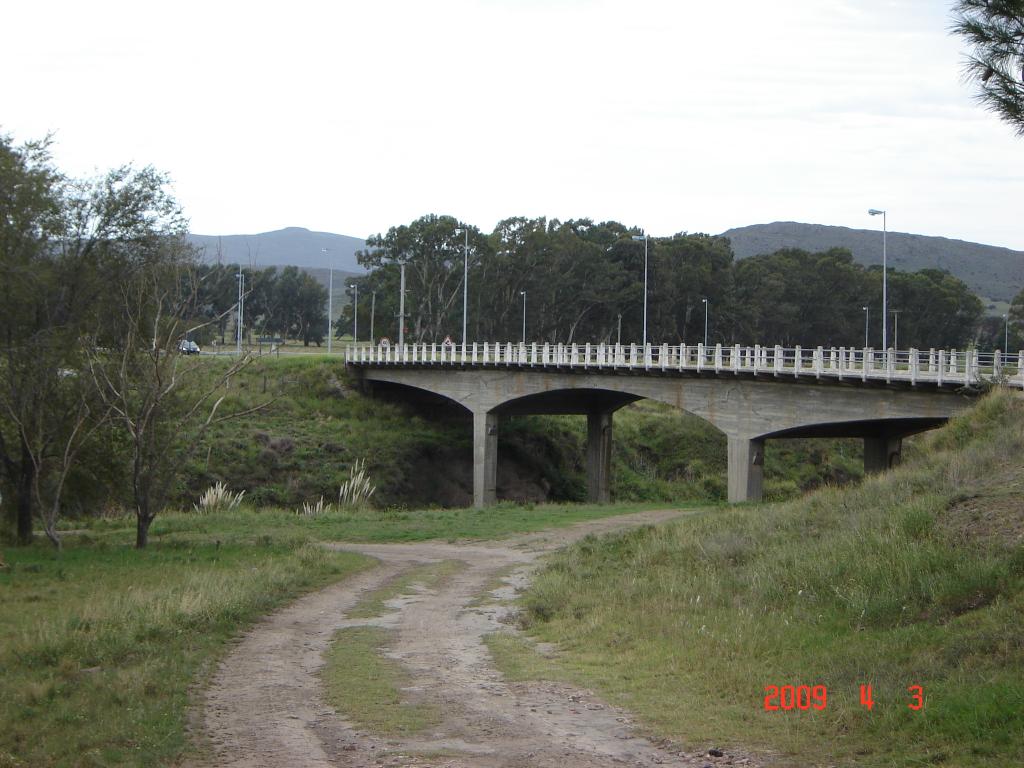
top-left (188, 227), bottom-right (367, 273)
top-left (720, 222), bottom-right (1024, 303)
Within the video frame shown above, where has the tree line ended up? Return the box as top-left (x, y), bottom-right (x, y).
top-left (345, 215), bottom-right (1022, 352)
top-left (191, 263), bottom-right (328, 347)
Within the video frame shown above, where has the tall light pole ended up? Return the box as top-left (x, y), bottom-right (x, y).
top-left (349, 283), bottom-right (359, 343)
top-left (520, 290), bottom-right (527, 343)
top-left (370, 292), bottom-right (376, 344)
top-left (1004, 314), bottom-right (1009, 351)
top-left (863, 305), bottom-right (869, 348)
top-left (891, 309), bottom-right (901, 351)
top-left (455, 226), bottom-right (469, 347)
top-left (398, 264), bottom-right (406, 347)
top-left (631, 234), bottom-right (649, 346)
top-left (702, 298), bottom-right (709, 347)
top-left (236, 270), bottom-right (245, 354)
top-left (868, 209), bottom-right (888, 350)
top-left (617, 313), bottom-right (622, 346)
top-left (322, 248), bottom-right (333, 354)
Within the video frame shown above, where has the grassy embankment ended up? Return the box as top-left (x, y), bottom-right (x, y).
top-left (490, 389), bottom-right (1024, 767)
top-left (182, 354), bottom-right (863, 510)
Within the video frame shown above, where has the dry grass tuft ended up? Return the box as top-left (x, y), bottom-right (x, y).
top-left (193, 481), bottom-right (245, 515)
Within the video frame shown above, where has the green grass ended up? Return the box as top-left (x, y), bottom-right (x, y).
top-left (72, 501), bottom-right (672, 545)
top-left (509, 390), bottom-right (1024, 767)
top-left (321, 626), bottom-right (440, 735)
top-left (484, 633), bottom-right (570, 683)
top-left (0, 534), bottom-right (371, 768)
top-left (347, 559), bottom-right (466, 618)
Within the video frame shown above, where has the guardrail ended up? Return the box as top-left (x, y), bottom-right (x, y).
top-left (345, 341), bottom-right (1024, 389)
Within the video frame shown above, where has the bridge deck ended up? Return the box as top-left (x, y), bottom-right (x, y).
top-left (346, 341), bottom-right (1024, 389)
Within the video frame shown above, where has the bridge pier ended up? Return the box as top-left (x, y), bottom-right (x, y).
top-left (727, 436), bottom-right (765, 503)
top-left (864, 435), bottom-right (903, 473)
top-left (473, 410), bottom-right (498, 508)
top-left (586, 410), bottom-right (614, 503)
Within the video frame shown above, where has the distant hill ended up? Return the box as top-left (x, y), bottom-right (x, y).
top-left (189, 222), bottom-right (1024, 307)
top-left (721, 222), bottom-right (1024, 303)
top-left (188, 227), bottom-right (367, 273)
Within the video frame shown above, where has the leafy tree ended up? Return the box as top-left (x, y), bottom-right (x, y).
top-left (0, 140), bottom-right (184, 545)
top-left (195, 263), bottom-right (245, 345)
top-left (952, 1), bottom-right (1024, 135)
top-left (886, 268), bottom-right (983, 349)
top-left (648, 233), bottom-right (734, 344)
top-left (732, 248), bottom-right (872, 347)
top-left (0, 134), bottom-right (65, 543)
top-left (1006, 286), bottom-right (1024, 349)
top-left (357, 215), bottom-right (487, 343)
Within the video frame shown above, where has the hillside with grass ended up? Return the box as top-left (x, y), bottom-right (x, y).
top-left (504, 390), bottom-right (1024, 766)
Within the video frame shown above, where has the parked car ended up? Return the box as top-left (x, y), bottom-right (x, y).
top-left (178, 340), bottom-right (201, 355)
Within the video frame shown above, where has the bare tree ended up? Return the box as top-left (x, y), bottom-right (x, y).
top-left (88, 256), bottom-right (264, 548)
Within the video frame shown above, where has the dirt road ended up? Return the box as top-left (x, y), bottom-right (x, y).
top-left (198, 510), bottom-right (765, 767)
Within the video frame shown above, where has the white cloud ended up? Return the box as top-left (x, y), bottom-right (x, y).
top-left (2, 0), bottom-right (1022, 249)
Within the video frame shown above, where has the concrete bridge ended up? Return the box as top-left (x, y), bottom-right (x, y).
top-left (347, 341), bottom-right (1022, 507)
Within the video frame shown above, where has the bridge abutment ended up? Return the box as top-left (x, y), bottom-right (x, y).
top-left (728, 436), bottom-right (765, 503)
top-left (473, 410), bottom-right (498, 508)
top-left (864, 436), bottom-right (903, 473)
top-left (586, 410), bottom-right (614, 503)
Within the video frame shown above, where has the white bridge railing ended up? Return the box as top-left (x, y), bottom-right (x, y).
top-left (345, 341), bottom-right (1024, 389)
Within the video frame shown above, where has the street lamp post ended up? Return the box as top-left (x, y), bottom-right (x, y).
top-left (349, 283), bottom-right (359, 343)
top-left (891, 310), bottom-right (901, 351)
top-left (370, 292), bottom-right (376, 344)
top-left (868, 209), bottom-right (888, 350)
top-left (617, 313), bottom-right (622, 346)
top-left (520, 290), bottom-right (527, 343)
top-left (702, 298), bottom-right (709, 347)
top-left (1004, 314), bottom-right (1009, 352)
top-left (236, 270), bottom-right (245, 355)
top-left (863, 305), bottom-right (869, 348)
top-left (631, 234), bottom-right (649, 346)
top-left (455, 227), bottom-right (469, 347)
top-left (398, 264), bottom-right (406, 348)
top-left (322, 248), bottom-right (332, 354)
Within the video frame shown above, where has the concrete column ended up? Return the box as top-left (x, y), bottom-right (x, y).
top-left (864, 436), bottom-right (902, 474)
top-left (473, 410), bottom-right (498, 508)
top-left (727, 436), bottom-right (765, 503)
top-left (586, 410), bottom-right (614, 503)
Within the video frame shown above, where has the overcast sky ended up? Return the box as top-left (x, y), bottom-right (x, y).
top-left (3, 0), bottom-right (1022, 248)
